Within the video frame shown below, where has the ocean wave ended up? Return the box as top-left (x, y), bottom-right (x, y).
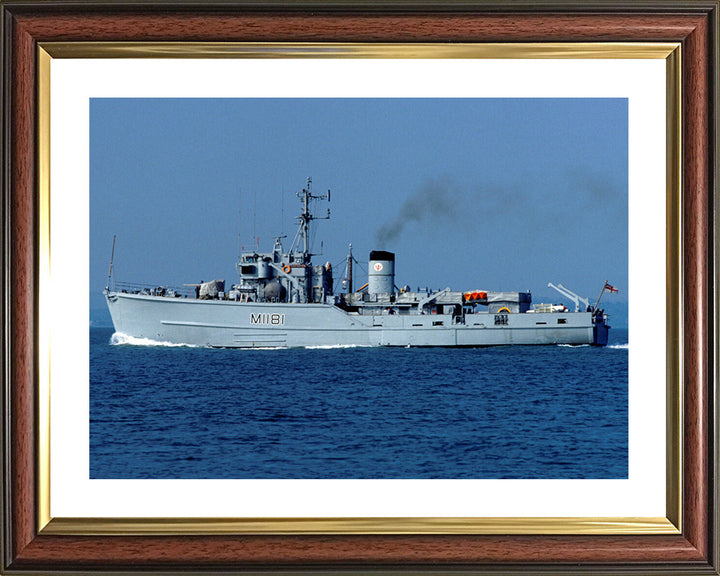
top-left (110, 332), bottom-right (197, 348)
top-left (557, 344), bottom-right (590, 348)
top-left (303, 344), bottom-right (372, 349)
top-left (608, 343), bottom-right (629, 350)
top-left (243, 346), bottom-right (286, 351)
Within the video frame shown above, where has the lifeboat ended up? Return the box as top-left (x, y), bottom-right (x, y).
top-left (463, 290), bottom-right (487, 302)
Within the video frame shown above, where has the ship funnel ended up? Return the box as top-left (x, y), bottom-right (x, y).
top-left (368, 250), bottom-right (395, 294)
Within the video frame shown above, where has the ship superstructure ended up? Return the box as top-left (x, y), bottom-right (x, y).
top-left (104, 178), bottom-right (612, 348)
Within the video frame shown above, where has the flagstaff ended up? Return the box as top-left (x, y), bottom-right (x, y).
top-left (593, 280), bottom-right (618, 313)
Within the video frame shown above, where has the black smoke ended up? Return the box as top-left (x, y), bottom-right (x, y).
top-left (373, 171), bottom-right (623, 249)
top-left (374, 178), bottom-right (458, 247)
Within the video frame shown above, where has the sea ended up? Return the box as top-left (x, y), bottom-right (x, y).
top-left (90, 328), bottom-right (628, 480)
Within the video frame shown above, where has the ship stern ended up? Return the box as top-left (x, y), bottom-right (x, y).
top-left (592, 313), bottom-right (610, 346)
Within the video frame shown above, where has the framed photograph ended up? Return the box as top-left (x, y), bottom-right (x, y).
top-left (2, 1), bottom-right (717, 574)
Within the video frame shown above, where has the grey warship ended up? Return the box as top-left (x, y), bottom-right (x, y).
top-left (104, 178), bottom-right (611, 348)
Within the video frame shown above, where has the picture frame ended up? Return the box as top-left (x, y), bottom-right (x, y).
top-left (2, 1), bottom-right (717, 574)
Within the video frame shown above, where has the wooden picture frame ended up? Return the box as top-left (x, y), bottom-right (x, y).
top-left (2, 1), bottom-right (717, 573)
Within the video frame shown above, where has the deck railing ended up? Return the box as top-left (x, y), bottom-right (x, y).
top-left (110, 281), bottom-right (196, 299)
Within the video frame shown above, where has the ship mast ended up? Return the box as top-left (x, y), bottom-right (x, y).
top-left (292, 176), bottom-right (330, 259)
top-left (105, 234), bottom-right (116, 290)
top-left (348, 243), bottom-right (353, 292)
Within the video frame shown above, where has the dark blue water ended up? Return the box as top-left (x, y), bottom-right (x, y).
top-left (90, 328), bottom-right (628, 479)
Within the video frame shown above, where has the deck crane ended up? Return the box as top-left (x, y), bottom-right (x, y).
top-left (547, 283), bottom-right (590, 312)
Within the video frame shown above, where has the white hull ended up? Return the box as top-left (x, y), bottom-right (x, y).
top-left (105, 291), bottom-right (607, 348)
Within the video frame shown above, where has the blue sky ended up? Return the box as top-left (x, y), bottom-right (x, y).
top-left (90, 98), bottom-right (628, 324)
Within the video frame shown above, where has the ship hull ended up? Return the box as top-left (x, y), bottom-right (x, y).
top-left (105, 291), bottom-right (608, 348)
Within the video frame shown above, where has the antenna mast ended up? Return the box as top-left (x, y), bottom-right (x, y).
top-left (348, 243), bottom-right (353, 292)
top-left (294, 176), bottom-right (330, 258)
top-left (237, 187), bottom-right (242, 260)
